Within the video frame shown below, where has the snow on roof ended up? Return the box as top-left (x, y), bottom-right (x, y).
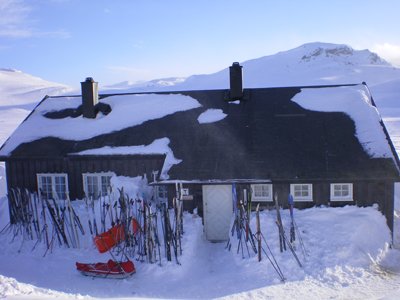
top-left (291, 84), bottom-right (392, 158)
top-left (197, 108), bottom-right (227, 124)
top-left (0, 93), bottom-right (201, 156)
top-left (71, 137), bottom-right (181, 179)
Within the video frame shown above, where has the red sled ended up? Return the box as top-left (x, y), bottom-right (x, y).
top-left (76, 259), bottom-right (135, 279)
top-left (94, 224), bottom-right (125, 253)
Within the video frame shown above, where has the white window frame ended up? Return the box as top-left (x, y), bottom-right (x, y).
top-left (37, 173), bottom-right (69, 201)
top-left (251, 184), bottom-right (273, 202)
top-left (290, 183), bottom-right (313, 202)
top-left (330, 183), bottom-right (353, 201)
top-left (82, 172), bottom-right (114, 199)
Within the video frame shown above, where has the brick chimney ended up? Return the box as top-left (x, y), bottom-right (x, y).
top-left (81, 77), bottom-right (99, 118)
top-left (229, 62), bottom-right (243, 100)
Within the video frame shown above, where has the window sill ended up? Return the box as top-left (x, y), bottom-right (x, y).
top-left (330, 198), bottom-right (353, 202)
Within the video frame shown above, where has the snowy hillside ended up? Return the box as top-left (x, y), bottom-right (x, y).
top-left (0, 68), bottom-right (71, 107)
top-left (104, 77), bottom-right (187, 91)
top-left (0, 68), bottom-right (72, 143)
top-left (108, 42), bottom-right (400, 95)
top-left (0, 69), bottom-right (72, 199)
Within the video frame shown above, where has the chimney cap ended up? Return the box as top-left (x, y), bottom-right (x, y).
top-left (84, 77), bottom-right (95, 82)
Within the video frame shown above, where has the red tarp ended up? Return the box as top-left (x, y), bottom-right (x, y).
top-left (76, 260), bottom-right (135, 279)
top-left (94, 224), bottom-right (125, 253)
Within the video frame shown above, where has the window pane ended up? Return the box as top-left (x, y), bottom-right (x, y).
top-left (54, 176), bottom-right (66, 200)
top-left (251, 184), bottom-right (272, 200)
top-left (101, 175), bottom-right (112, 196)
top-left (292, 184), bottom-right (312, 201)
top-left (39, 176), bottom-right (52, 200)
top-left (38, 175), bottom-right (67, 200)
top-left (331, 183), bottom-right (352, 200)
top-left (263, 186), bottom-right (270, 197)
top-left (157, 186), bottom-right (168, 199)
top-left (86, 175), bottom-right (99, 199)
top-left (255, 186), bottom-right (263, 197)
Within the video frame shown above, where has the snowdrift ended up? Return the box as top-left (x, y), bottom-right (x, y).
top-left (1, 199), bottom-right (399, 299)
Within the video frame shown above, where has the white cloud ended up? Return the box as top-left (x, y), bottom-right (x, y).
top-left (0, 0), bottom-right (70, 38)
top-left (371, 43), bottom-right (400, 67)
top-left (0, 0), bottom-right (32, 37)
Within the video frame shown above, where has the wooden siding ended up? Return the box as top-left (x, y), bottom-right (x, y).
top-left (161, 180), bottom-right (395, 232)
top-left (5, 154), bottom-right (165, 200)
top-left (4, 157), bottom-right (395, 232)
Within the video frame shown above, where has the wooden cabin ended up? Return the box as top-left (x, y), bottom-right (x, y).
top-left (1, 65), bottom-right (399, 241)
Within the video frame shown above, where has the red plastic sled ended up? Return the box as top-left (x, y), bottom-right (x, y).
top-left (94, 224), bottom-right (125, 253)
top-left (76, 259), bottom-right (135, 279)
top-left (132, 218), bottom-right (140, 236)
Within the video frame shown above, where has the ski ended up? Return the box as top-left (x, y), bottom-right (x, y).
top-left (274, 193), bottom-right (302, 267)
top-left (274, 193), bottom-right (286, 252)
top-left (288, 194), bottom-right (295, 244)
top-left (256, 203), bottom-right (262, 262)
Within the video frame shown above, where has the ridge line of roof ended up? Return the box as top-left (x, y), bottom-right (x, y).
top-left (47, 83), bottom-right (362, 100)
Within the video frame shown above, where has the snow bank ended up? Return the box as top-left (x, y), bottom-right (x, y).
top-left (109, 175), bottom-right (152, 200)
top-left (197, 108), bottom-right (227, 124)
top-left (1, 203), bottom-right (398, 299)
top-left (0, 93), bottom-right (201, 156)
top-left (0, 195), bottom-right (9, 230)
top-left (292, 84), bottom-right (393, 158)
top-left (73, 137), bottom-right (181, 180)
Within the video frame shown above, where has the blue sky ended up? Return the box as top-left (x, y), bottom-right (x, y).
top-left (1, 0), bottom-right (400, 87)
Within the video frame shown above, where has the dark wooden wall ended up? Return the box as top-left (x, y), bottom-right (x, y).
top-left (5, 154), bottom-right (165, 200)
top-left (161, 180), bottom-right (395, 232)
top-left (5, 157), bottom-right (395, 233)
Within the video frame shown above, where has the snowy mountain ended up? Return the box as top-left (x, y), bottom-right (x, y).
top-left (0, 68), bottom-right (72, 145)
top-left (104, 77), bottom-right (187, 91)
top-left (0, 69), bottom-right (72, 198)
top-left (0, 68), bottom-right (71, 108)
top-left (108, 42), bottom-right (400, 94)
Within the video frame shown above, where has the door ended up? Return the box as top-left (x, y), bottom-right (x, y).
top-left (203, 184), bottom-right (233, 242)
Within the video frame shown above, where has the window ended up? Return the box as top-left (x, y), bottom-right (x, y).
top-left (330, 183), bottom-right (353, 201)
top-left (251, 184), bottom-right (273, 201)
top-left (37, 173), bottom-right (68, 200)
top-left (156, 185), bottom-right (168, 200)
top-left (83, 172), bottom-right (113, 199)
top-left (290, 184), bottom-right (313, 202)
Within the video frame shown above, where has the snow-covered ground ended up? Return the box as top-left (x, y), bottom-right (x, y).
top-left (1, 195), bottom-right (400, 299)
top-left (1, 42), bottom-right (400, 299)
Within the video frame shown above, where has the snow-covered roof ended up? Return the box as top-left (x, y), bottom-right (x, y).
top-left (0, 93), bottom-right (200, 156)
top-left (292, 85), bottom-right (390, 158)
top-left (70, 137), bottom-right (181, 180)
top-left (0, 83), bottom-right (398, 180)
